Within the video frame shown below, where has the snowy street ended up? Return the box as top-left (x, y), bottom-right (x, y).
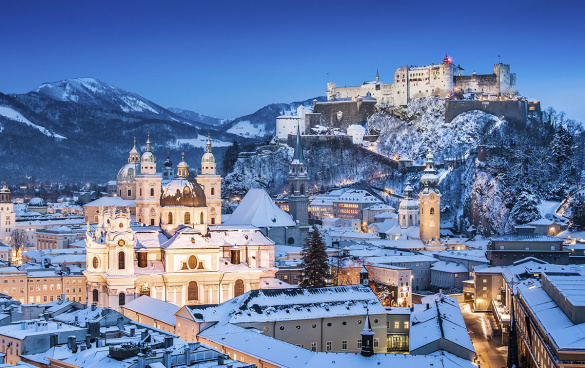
top-left (460, 303), bottom-right (507, 368)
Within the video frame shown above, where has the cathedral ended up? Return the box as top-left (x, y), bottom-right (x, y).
top-left (85, 136), bottom-right (277, 311)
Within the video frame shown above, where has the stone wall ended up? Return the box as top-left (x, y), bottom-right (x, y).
top-left (445, 99), bottom-right (539, 124)
top-left (305, 100), bottom-right (377, 131)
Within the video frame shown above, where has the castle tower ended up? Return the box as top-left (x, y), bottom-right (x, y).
top-left (398, 182), bottom-right (419, 229)
top-left (196, 135), bottom-right (223, 225)
top-left (288, 125), bottom-right (309, 226)
top-left (419, 150), bottom-right (441, 242)
top-left (135, 134), bottom-right (162, 226)
top-left (0, 183), bottom-right (15, 244)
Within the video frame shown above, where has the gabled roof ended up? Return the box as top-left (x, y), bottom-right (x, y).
top-left (223, 188), bottom-right (295, 228)
top-left (122, 296), bottom-right (180, 326)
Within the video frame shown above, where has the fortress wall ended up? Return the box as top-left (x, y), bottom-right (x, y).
top-left (445, 99), bottom-right (529, 124)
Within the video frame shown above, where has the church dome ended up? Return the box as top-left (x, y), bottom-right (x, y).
top-left (164, 156), bottom-right (173, 168)
top-left (399, 183), bottom-right (419, 211)
top-left (201, 152), bottom-right (215, 163)
top-left (117, 163), bottom-right (139, 183)
top-left (160, 178), bottom-right (206, 207)
top-left (141, 151), bottom-right (156, 163)
top-left (28, 196), bottom-right (47, 208)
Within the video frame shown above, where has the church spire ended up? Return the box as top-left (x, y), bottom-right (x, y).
top-left (206, 133), bottom-right (212, 154)
top-left (145, 132), bottom-right (152, 152)
top-left (376, 68), bottom-right (380, 83)
top-left (292, 124), bottom-right (305, 164)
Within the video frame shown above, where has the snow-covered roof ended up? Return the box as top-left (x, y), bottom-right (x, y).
top-left (409, 295), bottom-right (474, 355)
top-left (527, 218), bottom-right (555, 226)
top-left (334, 189), bottom-right (382, 204)
top-left (431, 261), bottom-right (468, 273)
top-left (84, 196), bottom-right (135, 208)
top-left (374, 211), bottom-right (398, 220)
top-left (122, 296), bottom-right (180, 326)
top-left (223, 188), bottom-right (295, 228)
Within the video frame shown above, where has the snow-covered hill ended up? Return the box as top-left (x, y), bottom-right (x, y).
top-left (168, 107), bottom-right (227, 128)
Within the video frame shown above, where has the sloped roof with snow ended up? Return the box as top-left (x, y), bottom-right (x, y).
top-left (122, 296), bottom-right (180, 326)
top-left (431, 261), bottom-right (468, 273)
top-left (223, 188), bottom-right (295, 227)
top-left (84, 196), bottom-right (135, 208)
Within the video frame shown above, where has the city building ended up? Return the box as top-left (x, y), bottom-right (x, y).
top-left (0, 184), bottom-right (15, 244)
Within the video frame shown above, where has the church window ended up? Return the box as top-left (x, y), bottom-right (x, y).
top-left (140, 188), bottom-right (142, 196)
top-left (211, 187), bottom-right (215, 196)
top-left (188, 255), bottom-right (198, 269)
top-left (119, 190), bottom-right (122, 196)
top-left (168, 212), bottom-right (173, 224)
top-left (128, 189), bottom-right (132, 197)
top-left (92, 257), bottom-right (99, 269)
top-left (188, 281), bottom-right (198, 301)
top-left (119, 293), bottom-right (125, 306)
top-left (300, 184), bottom-right (305, 195)
top-left (184, 212), bottom-right (191, 224)
top-left (200, 212), bottom-right (204, 224)
top-left (118, 251), bottom-right (125, 270)
top-left (139, 283), bottom-right (150, 296)
top-left (150, 188), bottom-right (155, 197)
top-left (234, 279), bottom-right (244, 297)
top-left (92, 289), bottom-right (98, 303)
top-left (211, 217), bottom-right (215, 225)
top-left (183, 186), bottom-right (190, 195)
top-left (430, 207), bottom-right (435, 215)
top-left (150, 219), bottom-right (154, 226)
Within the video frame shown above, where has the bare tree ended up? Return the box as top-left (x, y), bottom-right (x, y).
top-left (9, 229), bottom-right (26, 252)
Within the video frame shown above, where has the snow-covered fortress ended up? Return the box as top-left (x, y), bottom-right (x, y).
top-left (327, 56), bottom-right (516, 105)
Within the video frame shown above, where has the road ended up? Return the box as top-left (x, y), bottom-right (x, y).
top-left (460, 303), bottom-right (507, 368)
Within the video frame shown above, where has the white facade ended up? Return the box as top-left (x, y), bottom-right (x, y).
top-left (0, 185), bottom-right (15, 244)
top-left (275, 106), bottom-right (310, 141)
top-left (347, 124), bottom-right (366, 144)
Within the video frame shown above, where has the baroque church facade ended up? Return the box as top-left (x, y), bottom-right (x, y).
top-left (85, 136), bottom-right (276, 311)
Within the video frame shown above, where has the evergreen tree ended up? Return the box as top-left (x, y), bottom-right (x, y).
top-left (571, 193), bottom-right (585, 229)
top-left (222, 140), bottom-right (240, 174)
top-left (452, 215), bottom-right (459, 235)
top-left (299, 225), bottom-right (330, 288)
top-left (510, 190), bottom-right (541, 225)
top-left (551, 126), bottom-right (574, 164)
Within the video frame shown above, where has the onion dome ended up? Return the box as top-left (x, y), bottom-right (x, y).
top-left (420, 149), bottom-right (440, 194)
top-left (201, 134), bottom-right (216, 164)
top-left (141, 134), bottom-right (156, 163)
top-left (160, 178), bottom-right (206, 207)
top-left (117, 163), bottom-right (139, 182)
top-left (399, 182), bottom-right (419, 211)
top-left (164, 155), bottom-right (173, 168)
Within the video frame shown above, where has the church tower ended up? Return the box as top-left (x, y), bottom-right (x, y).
top-left (398, 182), bottom-right (419, 229)
top-left (419, 150), bottom-right (441, 242)
top-left (116, 139), bottom-right (140, 200)
top-left (162, 155), bottom-right (175, 182)
top-left (196, 135), bottom-right (223, 225)
top-left (135, 135), bottom-right (162, 226)
top-left (288, 125), bottom-right (309, 226)
top-left (0, 183), bottom-right (15, 244)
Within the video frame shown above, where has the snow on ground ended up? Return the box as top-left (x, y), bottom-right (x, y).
top-left (169, 135), bottom-right (231, 148)
top-left (227, 120), bottom-right (267, 138)
top-left (538, 200), bottom-right (562, 218)
top-left (0, 106), bottom-right (66, 139)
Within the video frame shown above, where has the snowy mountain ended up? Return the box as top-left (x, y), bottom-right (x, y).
top-left (220, 97), bottom-right (327, 138)
top-left (167, 107), bottom-right (227, 128)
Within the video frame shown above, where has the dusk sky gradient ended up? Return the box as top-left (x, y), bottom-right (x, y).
top-left (1, 0), bottom-right (584, 122)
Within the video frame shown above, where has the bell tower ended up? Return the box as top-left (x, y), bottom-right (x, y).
top-left (398, 182), bottom-right (419, 229)
top-left (0, 183), bottom-right (15, 244)
top-left (419, 150), bottom-right (441, 242)
top-left (288, 125), bottom-right (309, 226)
top-left (196, 135), bottom-right (223, 225)
top-left (135, 134), bottom-right (162, 226)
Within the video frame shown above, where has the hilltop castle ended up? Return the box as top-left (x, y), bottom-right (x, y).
top-left (327, 56), bottom-right (516, 105)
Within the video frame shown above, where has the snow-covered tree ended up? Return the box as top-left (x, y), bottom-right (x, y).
top-left (510, 190), bottom-right (541, 225)
top-left (299, 225), bottom-right (330, 288)
top-left (571, 193), bottom-right (585, 229)
top-left (551, 126), bottom-right (573, 164)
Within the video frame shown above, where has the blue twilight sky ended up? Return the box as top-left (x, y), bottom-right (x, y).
top-left (1, 0), bottom-right (584, 122)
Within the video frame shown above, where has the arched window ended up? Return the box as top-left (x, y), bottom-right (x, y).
top-left (200, 212), bottom-right (204, 224)
top-left (150, 188), bottom-right (155, 196)
top-left (168, 212), bottom-right (173, 224)
top-left (92, 289), bottom-right (98, 303)
top-left (119, 189), bottom-right (122, 196)
top-left (118, 251), bottom-right (125, 270)
top-left (119, 293), bottom-right (125, 306)
top-left (300, 184), bottom-right (305, 195)
top-left (92, 256), bottom-right (99, 269)
top-left (234, 279), bottom-right (244, 297)
top-left (211, 187), bottom-right (215, 196)
top-left (430, 207), bottom-right (435, 215)
top-left (188, 281), bottom-right (198, 301)
top-left (140, 188), bottom-right (142, 196)
top-left (184, 212), bottom-right (190, 224)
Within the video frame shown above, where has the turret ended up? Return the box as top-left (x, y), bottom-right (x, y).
top-left (287, 124), bottom-right (309, 227)
top-left (140, 134), bottom-right (156, 175)
top-left (177, 152), bottom-right (189, 178)
top-left (128, 137), bottom-right (140, 164)
top-left (360, 315), bottom-right (375, 357)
